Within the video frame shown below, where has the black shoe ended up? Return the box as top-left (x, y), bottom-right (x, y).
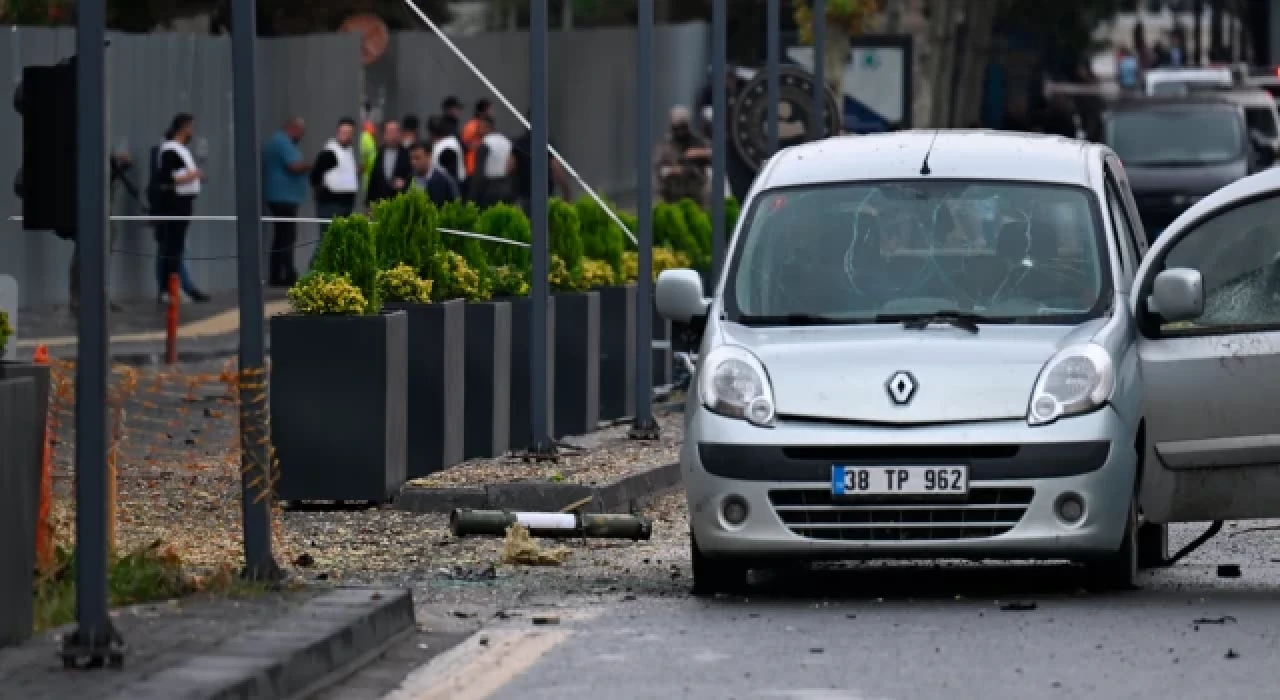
top-left (185, 288), bottom-right (211, 303)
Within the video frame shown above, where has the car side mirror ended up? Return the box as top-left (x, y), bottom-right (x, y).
top-left (1148, 267), bottom-right (1204, 323)
top-left (655, 269), bottom-right (710, 324)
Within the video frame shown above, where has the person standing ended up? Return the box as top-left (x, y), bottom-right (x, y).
top-left (653, 106), bottom-right (711, 206)
top-left (151, 113), bottom-right (209, 304)
top-left (441, 96), bottom-right (464, 138)
top-left (461, 98), bottom-right (493, 178)
top-left (66, 151), bottom-right (132, 314)
top-left (401, 114), bottom-right (421, 148)
top-left (310, 117), bottom-right (360, 264)
top-left (410, 141), bottom-right (461, 207)
top-left (366, 119), bottom-right (412, 206)
top-left (262, 116), bottom-right (310, 287)
top-left (467, 115), bottom-right (515, 208)
top-left (428, 115), bottom-right (466, 184)
top-left (512, 117), bottom-right (571, 216)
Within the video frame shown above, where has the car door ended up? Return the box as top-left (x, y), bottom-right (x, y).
top-left (1132, 174), bottom-right (1280, 523)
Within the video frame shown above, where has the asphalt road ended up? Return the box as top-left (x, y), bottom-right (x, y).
top-left (326, 521), bottom-right (1280, 700)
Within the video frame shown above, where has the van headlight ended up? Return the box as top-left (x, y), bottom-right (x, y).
top-left (699, 345), bottom-right (776, 427)
top-left (1027, 344), bottom-right (1115, 426)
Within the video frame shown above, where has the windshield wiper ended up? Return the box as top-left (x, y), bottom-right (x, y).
top-left (736, 313), bottom-right (865, 327)
top-left (874, 310), bottom-right (1011, 334)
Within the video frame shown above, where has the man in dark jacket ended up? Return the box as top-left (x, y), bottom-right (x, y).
top-left (366, 118), bottom-right (413, 206)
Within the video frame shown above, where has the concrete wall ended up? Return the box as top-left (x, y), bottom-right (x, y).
top-left (0, 23), bottom-right (708, 308)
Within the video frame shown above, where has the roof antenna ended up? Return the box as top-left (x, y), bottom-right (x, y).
top-left (919, 129), bottom-right (940, 176)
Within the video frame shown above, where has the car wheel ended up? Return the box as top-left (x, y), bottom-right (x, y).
top-left (1137, 522), bottom-right (1169, 569)
top-left (1084, 497), bottom-right (1139, 591)
top-left (691, 536), bottom-right (749, 597)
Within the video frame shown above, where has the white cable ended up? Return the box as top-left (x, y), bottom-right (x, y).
top-left (8, 215), bottom-right (529, 246)
top-left (399, 0), bottom-right (639, 246)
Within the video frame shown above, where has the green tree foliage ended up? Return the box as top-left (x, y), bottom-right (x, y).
top-left (548, 197), bottom-right (584, 272)
top-left (475, 203), bottom-right (532, 272)
top-left (370, 189), bottom-right (437, 271)
top-left (437, 199), bottom-right (490, 272)
top-left (676, 198), bottom-right (712, 272)
top-left (575, 195), bottom-right (626, 281)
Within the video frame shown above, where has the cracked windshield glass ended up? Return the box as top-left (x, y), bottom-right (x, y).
top-left (728, 181), bottom-right (1108, 323)
top-left (1163, 195), bottom-right (1280, 331)
top-left (1106, 106), bottom-right (1244, 166)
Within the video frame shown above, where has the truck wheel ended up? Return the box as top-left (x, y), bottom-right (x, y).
top-left (1084, 497), bottom-right (1139, 591)
top-left (691, 536), bottom-right (749, 597)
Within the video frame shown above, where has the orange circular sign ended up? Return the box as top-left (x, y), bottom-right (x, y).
top-left (340, 13), bottom-right (389, 66)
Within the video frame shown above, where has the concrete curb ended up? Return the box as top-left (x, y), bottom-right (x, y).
top-left (111, 587), bottom-right (415, 700)
top-left (395, 461), bottom-right (682, 515)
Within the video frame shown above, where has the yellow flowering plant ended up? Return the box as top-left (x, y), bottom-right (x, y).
top-left (431, 250), bottom-right (492, 302)
top-left (376, 263), bottom-right (433, 304)
top-left (622, 247), bottom-right (691, 283)
top-left (549, 254), bottom-right (586, 293)
top-left (287, 272), bottom-right (369, 316)
top-left (579, 258), bottom-right (616, 289)
top-left (489, 265), bottom-right (530, 297)
top-left (0, 309), bottom-right (12, 356)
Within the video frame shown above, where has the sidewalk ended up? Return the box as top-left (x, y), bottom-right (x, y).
top-left (0, 587), bottom-right (414, 700)
top-left (14, 290), bottom-right (290, 364)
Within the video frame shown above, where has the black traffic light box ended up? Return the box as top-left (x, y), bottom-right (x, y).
top-left (16, 61), bottom-right (77, 232)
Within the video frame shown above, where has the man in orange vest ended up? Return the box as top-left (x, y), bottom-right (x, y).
top-left (461, 98), bottom-right (493, 178)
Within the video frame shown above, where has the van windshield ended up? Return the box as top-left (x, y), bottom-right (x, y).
top-left (725, 181), bottom-right (1111, 325)
top-left (1105, 107), bottom-right (1244, 166)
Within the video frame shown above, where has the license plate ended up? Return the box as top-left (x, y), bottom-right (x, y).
top-left (831, 465), bottom-right (969, 496)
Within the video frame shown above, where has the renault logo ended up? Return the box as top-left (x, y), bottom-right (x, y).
top-left (886, 371), bottom-right (917, 405)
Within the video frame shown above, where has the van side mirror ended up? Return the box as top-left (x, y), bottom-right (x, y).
top-left (1148, 268), bottom-right (1204, 323)
top-left (655, 269), bottom-right (709, 324)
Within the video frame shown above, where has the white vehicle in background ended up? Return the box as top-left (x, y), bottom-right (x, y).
top-left (1144, 67), bottom-right (1233, 96)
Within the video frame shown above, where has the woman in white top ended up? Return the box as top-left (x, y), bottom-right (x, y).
top-left (152, 113), bottom-right (208, 303)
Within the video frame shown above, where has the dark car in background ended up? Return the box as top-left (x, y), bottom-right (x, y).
top-left (1103, 97), bottom-right (1274, 238)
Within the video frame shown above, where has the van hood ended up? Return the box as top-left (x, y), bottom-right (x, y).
top-left (719, 321), bottom-right (1107, 425)
top-left (1125, 160), bottom-right (1247, 195)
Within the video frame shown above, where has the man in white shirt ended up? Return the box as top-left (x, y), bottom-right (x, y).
top-left (466, 115), bottom-right (515, 207)
top-left (309, 117), bottom-right (361, 264)
top-left (428, 115), bottom-right (465, 184)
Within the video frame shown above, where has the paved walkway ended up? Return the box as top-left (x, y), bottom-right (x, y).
top-left (13, 289), bottom-right (289, 361)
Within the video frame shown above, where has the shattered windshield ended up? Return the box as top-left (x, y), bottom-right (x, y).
top-left (726, 180), bottom-right (1111, 324)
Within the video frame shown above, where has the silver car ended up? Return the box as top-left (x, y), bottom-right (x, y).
top-left (657, 130), bottom-right (1280, 595)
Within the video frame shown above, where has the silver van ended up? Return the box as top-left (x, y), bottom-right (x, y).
top-left (657, 130), bottom-right (1280, 595)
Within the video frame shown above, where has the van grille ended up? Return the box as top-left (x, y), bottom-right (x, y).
top-left (768, 487), bottom-right (1035, 542)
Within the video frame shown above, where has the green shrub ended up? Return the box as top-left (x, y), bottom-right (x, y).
top-left (617, 210), bottom-right (639, 250)
top-left (376, 263), bottom-right (433, 304)
top-left (436, 199), bottom-right (489, 273)
top-left (576, 195), bottom-right (626, 282)
top-left (371, 189), bottom-right (438, 271)
top-left (475, 203), bottom-right (531, 271)
top-left (653, 203), bottom-right (699, 267)
top-left (549, 254), bottom-right (585, 293)
top-left (724, 196), bottom-right (741, 235)
top-left (310, 214), bottom-right (381, 312)
top-left (287, 272), bottom-right (369, 315)
top-left (677, 198), bottom-right (712, 271)
top-left (489, 265), bottom-right (530, 297)
top-left (431, 250), bottom-right (491, 301)
top-left (0, 309), bottom-right (11, 357)
top-left (548, 197), bottom-right (584, 272)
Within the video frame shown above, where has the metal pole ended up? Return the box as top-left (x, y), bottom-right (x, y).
top-left (230, 0), bottom-right (279, 581)
top-left (631, 0), bottom-right (659, 440)
top-left (529, 0), bottom-right (553, 455)
top-left (64, 0), bottom-right (122, 666)
top-left (711, 0), bottom-right (727, 281)
top-left (767, 0), bottom-right (780, 155)
top-left (812, 0), bottom-right (826, 141)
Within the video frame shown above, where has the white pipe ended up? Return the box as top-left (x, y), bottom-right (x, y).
top-left (8, 215), bottom-right (530, 247)
top-left (399, 0), bottom-right (639, 246)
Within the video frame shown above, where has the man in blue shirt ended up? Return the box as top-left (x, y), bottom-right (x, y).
top-left (263, 117), bottom-right (310, 287)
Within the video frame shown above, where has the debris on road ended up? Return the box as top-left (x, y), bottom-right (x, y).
top-left (532, 615), bottom-right (561, 626)
top-left (1225, 649), bottom-right (1241, 659)
top-left (451, 508), bottom-right (653, 541)
top-left (1193, 616), bottom-right (1237, 626)
top-left (1217, 564), bottom-right (1242, 578)
top-left (501, 524), bottom-right (572, 566)
top-left (999, 601), bottom-right (1038, 612)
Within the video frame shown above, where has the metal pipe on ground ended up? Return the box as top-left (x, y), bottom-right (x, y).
top-left (450, 509), bottom-right (654, 541)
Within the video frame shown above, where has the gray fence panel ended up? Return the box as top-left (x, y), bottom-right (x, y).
top-left (0, 376), bottom-right (39, 648)
top-left (1, 23), bottom-right (700, 308)
top-left (0, 30), bottom-right (361, 308)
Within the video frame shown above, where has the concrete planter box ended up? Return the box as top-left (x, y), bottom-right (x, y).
top-left (596, 285), bottom-right (636, 422)
top-left (0, 376), bottom-right (40, 647)
top-left (270, 311), bottom-right (408, 503)
top-left (463, 300), bottom-right (512, 459)
top-left (552, 291), bottom-right (601, 438)
top-left (385, 301), bottom-right (465, 479)
top-left (506, 296), bottom-right (555, 450)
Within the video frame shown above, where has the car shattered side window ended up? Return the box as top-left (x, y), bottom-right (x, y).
top-left (1162, 196), bottom-right (1280, 332)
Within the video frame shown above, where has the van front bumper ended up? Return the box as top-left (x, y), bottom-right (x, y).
top-left (683, 407), bottom-right (1136, 562)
